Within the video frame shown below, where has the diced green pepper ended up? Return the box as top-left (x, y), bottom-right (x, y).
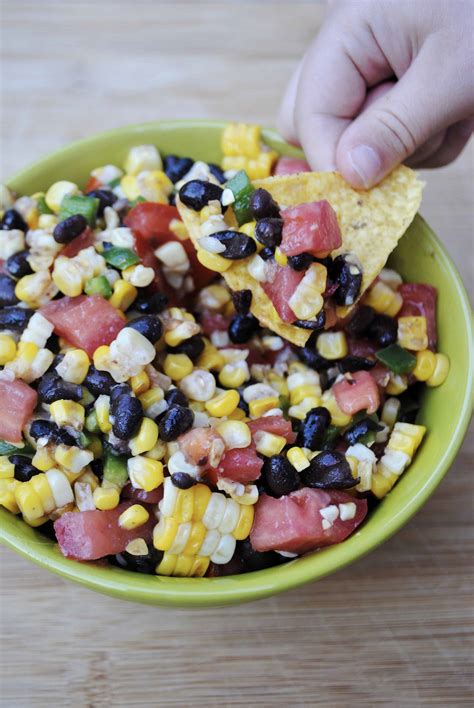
top-left (85, 410), bottom-right (100, 434)
top-left (103, 247), bottom-right (140, 270)
top-left (375, 344), bottom-right (417, 374)
top-left (279, 395), bottom-right (290, 415)
top-left (0, 439), bottom-right (26, 456)
top-left (84, 275), bottom-right (113, 299)
top-left (322, 425), bottom-right (340, 450)
top-left (108, 177), bottom-right (121, 189)
top-left (59, 194), bottom-right (100, 227)
top-left (37, 195), bottom-right (53, 215)
top-left (226, 170), bottom-right (254, 226)
top-left (103, 453), bottom-right (128, 488)
top-left (79, 431), bottom-right (93, 448)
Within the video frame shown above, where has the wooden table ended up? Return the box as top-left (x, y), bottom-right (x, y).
top-left (1, 2), bottom-right (472, 706)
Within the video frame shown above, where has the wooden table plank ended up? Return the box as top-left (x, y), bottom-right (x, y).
top-left (1, 2), bottom-right (472, 706)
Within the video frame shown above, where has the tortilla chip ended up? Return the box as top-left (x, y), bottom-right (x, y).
top-left (178, 166), bottom-right (423, 345)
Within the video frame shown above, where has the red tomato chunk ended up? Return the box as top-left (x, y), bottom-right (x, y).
top-left (60, 227), bottom-right (95, 259)
top-left (0, 379), bottom-right (37, 442)
top-left (248, 416), bottom-right (296, 444)
top-left (280, 200), bottom-right (342, 257)
top-left (333, 370), bottom-right (380, 415)
top-left (261, 264), bottom-right (305, 323)
top-left (217, 447), bottom-right (264, 484)
top-left (41, 295), bottom-right (125, 357)
top-left (273, 157), bottom-right (311, 176)
top-left (398, 283), bottom-right (437, 350)
top-left (250, 488), bottom-right (368, 554)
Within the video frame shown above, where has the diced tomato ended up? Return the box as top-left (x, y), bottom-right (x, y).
top-left (84, 175), bottom-right (102, 192)
top-left (248, 416), bottom-right (296, 444)
top-left (347, 337), bottom-right (378, 359)
top-left (60, 227), bottom-right (95, 259)
top-left (217, 447), bottom-right (264, 484)
top-left (261, 264), bottom-right (305, 323)
top-left (333, 370), bottom-right (380, 415)
top-left (273, 157), bottom-right (311, 176)
top-left (280, 201), bottom-right (342, 257)
top-left (200, 310), bottom-right (231, 336)
top-left (0, 379), bottom-right (37, 442)
top-left (398, 283), bottom-right (437, 349)
top-left (41, 295), bottom-right (125, 357)
top-left (121, 483), bottom-right (163, 505)
top-left (250, 488), bottom-right (367, 554)
top-left (371, 363), bottom-right (390, 388)
top-left (54, 503), bottom-right (155, 561)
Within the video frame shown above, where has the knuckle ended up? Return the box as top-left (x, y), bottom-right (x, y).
top-left (371, 106), bottom-right (419, 157)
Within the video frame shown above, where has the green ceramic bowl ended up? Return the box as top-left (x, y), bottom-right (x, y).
top-left (1, 121), bottom-right (472, 607)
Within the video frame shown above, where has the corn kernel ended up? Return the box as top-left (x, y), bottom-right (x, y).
top-left (87, 434), bottom-right (103, 459)
top-left (205, 389), bottom-right (240, 417)
top-left (0, 456), bottom-right (15, 479)
top-left (93, 345), bottom-right (111, 371)
top-left (0, 334), bottom-right (17, 365)
top-left (274, 246), bottom-right (289, 267)
top-left (289, 384), bottom-right (321, 406)
top-left (192, 483), bottom-right (212, 521)
top-left (129, 418), bottom-right (159, 456)
top-left (32, 447), bottom-right (55, 472)
top-left (364, 281), bottom-right (403, 316)
top-left (124, 144), bottom-right (162, 176)
top-left (130, 370), bottom-right (150, 395)
top-left (287, 446), bottom-right (310, 472)
top-left (163, 353), bottom-right (194, 381)
top-left (288, 263), bottom-right (327, 320)
top-left (93, 486), bottom-right (120, 510)
top-left (45, 181), bottom-right (79, 213)
top-left (139, 386), bottom-right (164, 412)
top-left (174, 487), bottom-right (195, 524)
top-left (317, 331), bottom-right (348, 360)
top-left (56, 348), bottom-right (90, 384)
top-left (248, 396), bottom-right (280, 418)
top-left (197, 342), bottom-right (225, 371)
top-left (222, 123), bottom-right (261, 158)
top-left (188, 555), bottom-right (210, 577)
top-left (118, 504), bottom-right (150, 530)
top-left (239, 221), bottom-right (256, 238)
top-left (397, 316), bottom-right (428, 351)
top-left (196, 249), bottom-right (232, 273)
top-left (15, 482), bottom-right (44, 522)
top-left (128, 456), bottom-right (164, 491)
top-left (386, 373), bottom-right (408, 395)
top-left (153, 516), bottom-right (179, 551)
top-left (413, 349), bottom-right (436, 381)
top-left (173, 553), bottom-right (195, 577)
top-left (30, 473), bottom-right (55, 513)
top-left (216, 420), bottom-right (251, 449)
top-left (109, 279), bottom-right (137, 311)
top-left (120, 175), bottom-right (141, 200)
top-left (38, 214), bottom-right (57, 229)
top-left (254, 431), bottom-right (286, 457)
top-left (320, 390), bottom-right (352, 426)
top-left (50, 400), bottom-right (85, 429)
top-left (218, 363), bottom-right (248, 389)
top-left (52, 257), bottom-right (83, 297)
top-left (426, 353), bottom-right (450, 387)
top-left (288, 396), bottom-right (321, 421)
top-left (183, 521), bottom-right (207, 555)
top-left (228, 408), bottom-right (248, 421)
top-left (233, 504), bottom-right (254, 540)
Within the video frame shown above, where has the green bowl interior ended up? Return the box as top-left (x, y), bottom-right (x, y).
top-left (2, 121), bottom-right (472, 607)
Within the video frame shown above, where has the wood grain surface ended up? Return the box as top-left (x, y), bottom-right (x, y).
top-left (0, 2), bottom-right (473, 707)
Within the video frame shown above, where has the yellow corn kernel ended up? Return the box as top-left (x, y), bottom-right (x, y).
top-left (15, 482), bottom-right (44, 522)
top-left (124, 144), bottom-right (162, 176)
top-left (192, 483), bottom-right (212, 521)
top-left (386, 373), bottom-right (408, 395)
top-left (397, 316), bottom-right (428, 351)
top-left (45, 180), bottom-right (79, 213)
top-left (413, 349), bottom-right (436, 382)
top-left (248, 396), bottom-right (280, 418)
top-left (288, 263), bottom-right (327, 320)
top-left (52, 258), bottom-right (83, 297)
top-left (128, 456), bottom-right (164, 491)
top-left (87, 434), bottom-right (103, 459)
top-left (370, 471), bottom-right (397, 499)
top-left (254, 431), bottom-right (287, 457)
top-left (174, 487), bottom-right (195, 523)
top-left (95, 395), bottom-right (112, 433)
top-left (317, 331), bottom-right (348, 360)
top-left (93, 486), bottom-right (120, 511)
top-left (139, 386), bottom-right (164, 410)
top-left (216, 420), bottom-right (251, 449)
top-left (137, 170), bottom-right (172, 203)
top-left (25, 207), bottom-right (39, 229)
top-left (50, 400), bottom-right (85, 429)
top-left (287, 446), bottom-right (310, 472)
top-left (169, 218), bottom-right (188, 240)
top-left (228, 407), bottom-right (248, 421)
top-left (289, 384), bottom-right (321, 406)
top-left (32, 447), bottom-right (55, 472)
top-left (274, 247), bottom-right (288, 267)
top-left (57, 348), bottom-right (90, 384)
top-left (14, 273), bottom-right (46, 304)
top-left (426, 353), bottom-right (450, 387)
top-left (197, 342), bottom-right (225, 371)
top-left (163, 353), bottom-right (194, 381)
top-left (93, 345), bottom-right (111, 371)
top-left (233, 504), bottom-right (254, 540)
top-left (364, 281), bottom-right (403, 316)
top-left (205, 389), bottom-right (240, 417)
top-left (156, 552), bottom-right (178, 575)
top-left (199, 203), bottom-right (222, 223)
top-left (172, 554), bottom-right (195, 577)
top-left (388, 422), bottom-right (426, 459)
top-left (30, 473), bottom-right (55, 514)
top-left (188, 555), bottom-right (210, 577)
top-left (267, 373), bottom-right (289, 397)
top-left (320, 390), bottom-right (352, 427)
top-left (288, 396), bottom-right (321, 421)
top-left (196, 249), bottom-right (232, 273)
top-left (109, 279), bottom-right (137, 311)
top-left (38, 213), bottom-right (57, 229)
top-left (222, 122), bottom-right (261, 158)
top-left (120, 175), bottom-right (141, 201)
top-left (129, 418), bottom-right (159, 456)
top-left (0, 334), bottom-right (17, 365)
top-left (218, 364), bottom-right (248, 389)
top-left (118, 504), bottom-right (150, 530)
top-left (0, 456), bottom-right (15, 479)
top-left (153, 517), bottom-right (179, 551)
top-left (0, 478), bottom-right (21, 514)
top-left (16, 340), bottom-right (39, 362)
top-left (245, 152), bottom-right (278, 180)
top-left (240, 221), bottom-right (256, 239)
top-left (130, 370), bottom-right (150, 395)
top-left (183, 521), bottom-right (207, 555)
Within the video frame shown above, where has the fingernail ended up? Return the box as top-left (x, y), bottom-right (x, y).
top-left (348, 145), bottom-right (383, 188)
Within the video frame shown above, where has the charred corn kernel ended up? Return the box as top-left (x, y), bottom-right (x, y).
top-left (288, 263), bottom-right (327, 320)
top-left (288, 396), bottom-right (321, 421)
top-left (124, 144), bottom-right (162, 176)
top-left (427, 353), bottom-right (450, 387)
top-left (130, 370), bottom-right (150, 395)
top-left (413, 349), bottom-right (436, 381)
top-left (129, 418), bottom-right (159, 456)
top-left (364, 281), bottom-right (403, 316)
top-left (192, 483), bottom-right (212, 521)
top-left (0, 457), bottom-right (15, 479)
top-left (153, 516), bottom-right (179, 551)
top-left (0, 335), bottom-right (17, 365)
top-left (30, 474), bottom-right (55, 514)
top-left (163, 353), bottom-right (193, 381)
top-left (15, 482), bottom-right (44, 522)
top-left (381, 397), bottom-right (401, 427)
top-left (274, 247), bottom-right (288, 267)
top-left (222, 123), bottom-right (261, 158)
top-left (317, 331), bottom-right (348, 360)
top-left (31, 447), bottom-right (55, 472)
top-left (196, 249), bottom-right (232, 273)
top-left (397, 316), bottom-right (428, 351)
top-left (118, 504), bottom-right (150, 530)
top-left (216, 420), bottom-right (251, 449)
top-left (248, 396), bottom-right (280, 418)
top-left (109, 279), bottom-right (137, 310)
top-left (205, 389), bottom-right (240, 417)
top-left (197, 342), bottom-right (225, 371)
top-left (128, 456), bottom-right (164, 491)
top-left (218, 363), bottom-right (248, 388)
top-left (386, 373), bottom-right (408, 395)
top-left (289, 384), bottom-right (321, 406)
top-left (188, 555), bottom-right (210, 577)
top-left (254, 431), bottom-right (286, 457)
top-left (50, 400), bottom-right (85, 430)
top-left (45, 181), bottom-right (79, 213)
top-left (287, 446), bottom-right (310, 472)
top-left (233, 504), bottom-right (254, 540)
top-left (183, 521), bottom-right (207, 555)
top-left (56, 349), bottom-right (89, 384)
top-left (93, 486), bottom-right (120, 510)
top-left (321, 390), bottom-right (352, 426)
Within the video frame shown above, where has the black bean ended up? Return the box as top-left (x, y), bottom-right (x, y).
top-left (237, 395), bottom-right (249, 415)
top-left (262, 456), bottom-right (299, 498)
top-left (127, 315), bottom-right (162, 344)
top-left (168, 193), bottom-right (176, 206)
top-left (158, 404), bottom-right (194, 441)
top-left (37, 372), bottom-right (83, 403)
top-left (259, 246), bottom-right (275, 261)
top-left (287, 253), bottom-right (314, 271)
top-left (83, 366), bottom-right (115, 396)
top-left (331, 255), bottom-right (363, 306)
top-left (254, 218), bottom-right (283, 249)
top-left (111, 394), bottom-right (143, 440)
top-left (105, 434), bottom-right (131, 457)
top-left (249, 188), bottom-right (280, 220)
top-left (209, 231), bottom-right (256, 260)
top-left (338, 355), bottom-right (376, 373)
top-left (0, 274), bottom-right (19, 306)
top-left (343, 417), bottom-right (383, 446)
top-left (0, 306), bottom-right (33, 330)
top-left (169, 334), bottom-right (205, 360)
top-left (208, 163), bottom-right (226, 184)
top-left (5, 250), bottom-right (33, 279)
top-left (163, 155), bottom-right (194, 183)
top-left (293, 310), bottom-right (326, 331)
top-left (86, 189), bottom-right (117, 216)
top-left (346, 305), bottom-right (376, 337)
top-left (165, 388), bottom-right (188, 407)
top-left (90, 458), bottom-right (104, 481)
top-left (55, 426), bottom-right (81, 447)
top-left (101, 241), bottom-right (114, 250)
top-left (228, 314), bottom-right (259, 343)
top-left (298, 407), bottom-right (331, 450)
top-left (171, 472), bottom-right (196, 489)
top-left (300, 450), bottom-right (358, 489)
top-left (368, 314), bottom-right (398, 347)
top-left (296, 345), bottom-right (331, 371)
top-left (178, 180), bottom-right (223, 211)
top-left (45, 334), bottom-right (60, 356)
top-left (29, 419), bottom-right (59, 441)
top-left (134, 292), bottom-right (168, 314)
top-left (10, 455), bottom-right (40, 482)
top-left (232, 289), bottom-right (252, 315)
top-left (53, 214), bottom-right (88, 244)
top-left (111, 544), bottom-right (163, 575)
top-left (110, 383), bottom-right (132, 403)
top-left (237, 539), bottom-right (287, 572)
top-left (1, 208), bottom-right (27, 232)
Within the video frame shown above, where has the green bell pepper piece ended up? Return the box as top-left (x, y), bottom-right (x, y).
top-left (0, 440), bottom-right (26, 456)
top-left (103, 247), bottom-right (140, 270)
top-left (84, 275), bottom-right (113, 299)
top-left (85, 410), bottom-right (100, 434)
top-left (108, 177), bottom-right (121, 189)
top-left (103, 454), bottom-right (128, 488)
top-left (375, 344), bottom-right (416, 374)
top-left (226, 170), bottom-right (254, 226)
top-left (322, 425), bottom-right (340, 450)
top-left (37, 195), bottom-right (53, 215)
top-left (59, 194), bottom-right (100, 227)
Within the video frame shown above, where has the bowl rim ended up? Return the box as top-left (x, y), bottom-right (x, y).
top-left (2, 119), bottom-right (473, 607)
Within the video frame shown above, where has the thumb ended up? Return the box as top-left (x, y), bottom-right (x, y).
top-left (336, 46), bottom-right (474, 188)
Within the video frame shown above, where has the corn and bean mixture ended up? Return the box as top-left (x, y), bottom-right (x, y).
top-left (0, 124), bottom-right (449, 577)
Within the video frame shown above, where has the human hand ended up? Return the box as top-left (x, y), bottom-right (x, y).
top-left (278, 0), bottom-right (474, 188)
